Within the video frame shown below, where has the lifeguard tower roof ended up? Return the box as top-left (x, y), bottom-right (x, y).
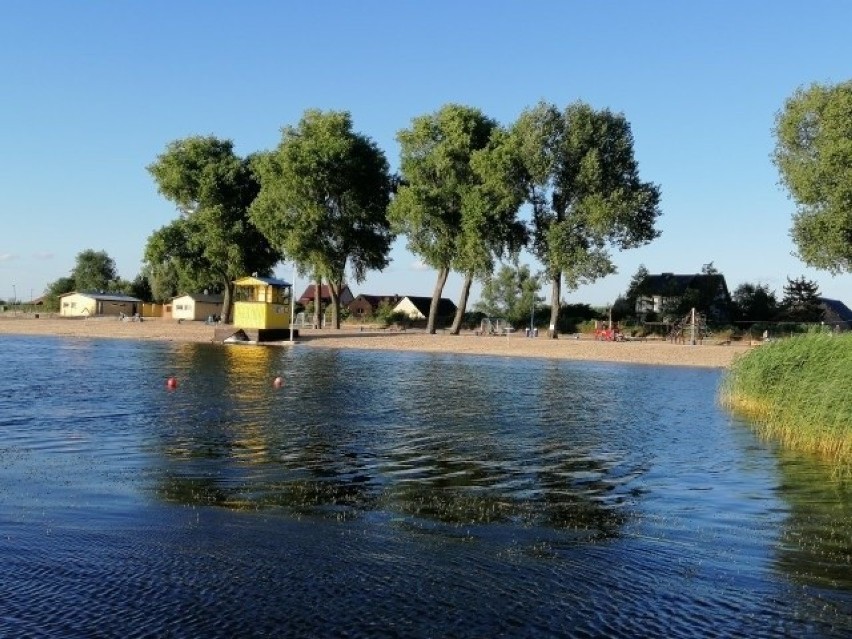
top-left (233, 275), bottom-right (291, 287)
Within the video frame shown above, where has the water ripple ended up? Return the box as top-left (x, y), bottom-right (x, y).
top-left (0, 337), bottom-right (850, 638)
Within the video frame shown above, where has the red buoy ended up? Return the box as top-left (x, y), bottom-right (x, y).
top-left (166, 376), bottom-right (178, 390)
top-left (272, 376), bottom-right (284, 388)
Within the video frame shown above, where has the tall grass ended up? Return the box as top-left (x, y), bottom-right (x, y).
top-left (719, 333), bottom-right (852, 471)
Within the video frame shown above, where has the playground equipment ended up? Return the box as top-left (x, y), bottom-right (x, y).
top-left (669, 308), bottom-right (709, 345)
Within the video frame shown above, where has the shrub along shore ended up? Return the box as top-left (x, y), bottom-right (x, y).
top-left (720, 333), bottom-right (852, 470)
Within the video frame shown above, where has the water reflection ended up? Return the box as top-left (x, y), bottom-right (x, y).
top-left (151, 345), bottom-right (640, 536)
top-left (3, 335), bottom-right (852, 638)
top-left (773, 451), bottom-right (852, 590)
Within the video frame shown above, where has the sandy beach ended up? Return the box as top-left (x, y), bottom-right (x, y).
top-left (0, 315), bottom-right (751, 368)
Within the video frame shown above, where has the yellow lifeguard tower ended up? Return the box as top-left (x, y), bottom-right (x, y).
top-left (215, 274), bottom-right (298, 343)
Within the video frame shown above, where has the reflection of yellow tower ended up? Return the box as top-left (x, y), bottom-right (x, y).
top-left (217, 275), bottom-right (298, 342)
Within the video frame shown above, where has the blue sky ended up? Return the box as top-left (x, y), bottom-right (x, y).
top-left (2, 1), bottom-right (851, 307)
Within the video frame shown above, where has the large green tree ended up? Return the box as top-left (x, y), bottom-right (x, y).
top-left (250, 110), bottom-right (393, 329)
top-left (773, 81), bottom-right (852, 275)
top-left (143, 217), bottom-right (223, 303)
top-left (72, 249), bottom-right (118, 292)
top-left (731, 282), bottom-right (778, 323)
top-left (448, 129), bottom-right (528, 333)
top-left (389, 104), bottom-right (500, 334)
top-left (510, 101), bottom-right (662, 337)
top-left (147, 136), bottom-right (280, 322)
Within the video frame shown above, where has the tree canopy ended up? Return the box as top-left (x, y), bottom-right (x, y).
top-left (474, 260), bottom-right (543, 328)
top-left (146, 135), bottom-right (280, 321)
top-left (780, 275), bottom-right (823, 322)
top-left (773, 81), bottom-right (852, 275)
top-left (731, 282), bottom-right (778, 323)
top-left (388, 104), bottom-right (500, 334)
top-left (250, 109), bottom-right (393, 329)
top-left (510, 101), bottom-right (662, 337)
top-left (73, 249), bottom-right (118, 292)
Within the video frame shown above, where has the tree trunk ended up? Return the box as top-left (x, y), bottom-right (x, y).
top-left (427, 267), bottom-right (450, 334)
top-left (313, 275), bottom-right (322, 328)
top-left (450, 272), bottom-right (473, 335)
top-left (328, 280), bottom-right (342, 329)
top-left (548, 272), bottom-right (561, 339)
top-left (222, 279), bottom-right (234, 324)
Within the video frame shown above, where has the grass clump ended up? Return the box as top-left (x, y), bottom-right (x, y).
top-left (719, 333), bottom-right (852, 470)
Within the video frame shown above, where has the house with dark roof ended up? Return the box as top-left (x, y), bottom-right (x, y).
top-left (348, 294), bottom-right (401, 319)
top-left (298, 284), bottom-right (354, 307)
top-left (635, 273), bottom-right (732, 322)
top-left (819, 297), bottom-right (852, 331)
top-left (392, 295), bottom-right (458, 327)
top-left (59, 291), bottom-right (143, 317)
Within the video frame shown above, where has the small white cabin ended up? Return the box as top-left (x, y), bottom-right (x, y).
top-left (171, 293), bottom-right (224, 322)
top-left (59, 291), bottom-right (142, 318)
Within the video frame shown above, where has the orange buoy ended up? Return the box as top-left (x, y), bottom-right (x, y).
top-left (273, 376), bottom-right (284, 388)
top-left (166, 376), bottom-right (178, 390)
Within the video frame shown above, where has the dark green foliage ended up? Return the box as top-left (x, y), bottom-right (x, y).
top-left (474, 261), bottom-right (543, 327)
top-left (618, 263), bottom-right (649, 319)
top-left (43, 276), bottom-right (75, 310)
top-left (731, 282), bottom-right (779, 323)
top-left (779, 275), bottom-right (823, 322)
top-left (610, 295), bottom-right (633, 321)
top-left (557, 303), bottom-right (602, 333)
top-left (128, 274), bottom-right (153, 302)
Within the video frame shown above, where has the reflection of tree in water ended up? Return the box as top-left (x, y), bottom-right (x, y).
top-left (773, 452), bottom-right (852, 590)
top-left (374, 356), bottom-right (637, 538)
top-left (156, 346), bottom-right (380, 516)
top-left (154, 348), bottom-right (639, 537)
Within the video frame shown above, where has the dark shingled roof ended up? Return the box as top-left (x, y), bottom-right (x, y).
top-left (639, 273), bottom-right (727, 296)
top-left (402, 295), bottom-right (457, 317)
top-left (819, 297), bottom-right (852, 322)
top-left (173, 293), bottom-right (224, 304)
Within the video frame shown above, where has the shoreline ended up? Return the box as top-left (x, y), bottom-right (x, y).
top-left (0, 315), bottom-right (752, 368)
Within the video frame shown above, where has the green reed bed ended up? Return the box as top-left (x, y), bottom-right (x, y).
top-left (720, 333), bottom-right (852, 469)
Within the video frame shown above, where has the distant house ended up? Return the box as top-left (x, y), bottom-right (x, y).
top-left (59, 291), bottom-right (142, 318)
top-left (171, 293), bottom-right (224, 322)
top-left (392, 295), bottom-right (458, 327)
top-left (819, 297), bottom-right (852, 331)
top-left (635, 273), bottom-right (731, 322)
top-left (298, 284), bottom-right (354, 307)
top-left (348, 294), bottom-right (401, 319)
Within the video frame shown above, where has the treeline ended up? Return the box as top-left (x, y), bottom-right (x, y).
top-left (46, 102), bottom-right (662, 335)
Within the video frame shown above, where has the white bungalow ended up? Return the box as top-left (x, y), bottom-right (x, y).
top-left (59, 291), bottom-right (142, 318)
top-left (170, 293), bottom-right (224, 322)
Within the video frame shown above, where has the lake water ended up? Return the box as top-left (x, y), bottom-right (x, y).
top-left (1, 335), bottom-right (849, 638)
